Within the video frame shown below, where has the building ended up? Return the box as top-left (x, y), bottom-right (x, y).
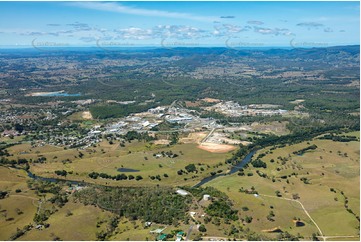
top-left (157, 234), bottom-right (168, 241)
top-left (176, 231), bottom-right (185, 241)
top-left (203, 194), bottom-right (211, 201)
top-left (176, 189), bottom-right (189, 196)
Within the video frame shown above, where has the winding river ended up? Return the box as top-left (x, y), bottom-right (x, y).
top-left (23, 149), bottom-right (257, 188)
top-left (193, 149), bottom-right (257, 188)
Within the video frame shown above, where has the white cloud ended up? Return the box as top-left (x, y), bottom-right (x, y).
top-left (113, 25), bottom-right (209, 40)
top-left (296, 22), bottom-right (324, 28)
top-left (254, 27), bottom-right (294, 36)
top-left (212, 24), bottom-right (251, 37)
top-left (69, 2), bottom-right (217, 22)
top-left (247, 20), bottom-right (264, 25)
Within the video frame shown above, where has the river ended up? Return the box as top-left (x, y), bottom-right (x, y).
top-left (23, 149), bottom-right (257, 188)
top-left (193, 149), bottom-right (257, 188)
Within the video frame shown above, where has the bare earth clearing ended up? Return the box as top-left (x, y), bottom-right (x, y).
top-left (197, 142), bottom-right (237, 153)
top-left (82, 111), bottom-right (93, 120)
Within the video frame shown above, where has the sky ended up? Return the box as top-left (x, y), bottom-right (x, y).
top-left (0, 1), bottom-right (359, 48)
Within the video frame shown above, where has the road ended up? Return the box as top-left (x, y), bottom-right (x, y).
top-left (201, 236), bottom-right (228, 241)
top-left (185, 225), bottom-right (194, 241)
top-left (320, 235), bottom-right (359, 240)
top-left (169, 100), bottom-right (178, 108)
top-left (201, 128), bottom-right (216, 143)
top-left (259, 194), bottom-right (324, 238)
top-left (259, 194), bottom-right (329, 240)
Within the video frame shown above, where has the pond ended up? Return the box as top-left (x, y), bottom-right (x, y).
top-left (40, 92), bottom-right (81, 97)
top-left (117, 168), bottom-right (140, 172)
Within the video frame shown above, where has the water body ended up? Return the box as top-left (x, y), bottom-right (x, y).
top-left (26, 170), bottom-right (86, 186)
top-left (193, 149), bottom-right (257, 188)
top-left (40, 92), bottom-right (81, 97)
top-left (22, 149), bottom-right (257, 188)
top-left (117, 168), bottom-right (140, 172)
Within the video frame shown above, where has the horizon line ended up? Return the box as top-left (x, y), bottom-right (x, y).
top-left (0, 44), bottom-right (359, 50)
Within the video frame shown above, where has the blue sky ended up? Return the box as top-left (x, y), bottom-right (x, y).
top-left (0, 1), bottom-right (359, 48)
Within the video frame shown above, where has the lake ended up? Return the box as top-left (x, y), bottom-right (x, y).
top-left (40, 92), bottom-right (81, 97)
top-left (117, 168), bottom-right (140, 172)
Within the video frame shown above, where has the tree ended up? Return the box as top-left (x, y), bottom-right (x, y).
top-left (66, 210), bottom-right (73, 217)
top-left (185, 164), bottom-right (197, 173)
top-left (311, 233), bottom-right (319, 241)
top-left (245, 216), bottom-right (253, 223)
top-left (275, 190), bottom-right (282, 197)
top-left (55, 170), bottom-right (67, 177)
top-left (170, 132), bottom-right (179, 145)
top-left (14, 123), bottom-right (24, 133)
top-left (198, 224), bottom-right (207, 232)
top-left (193, 234), bottom-right (203, 241)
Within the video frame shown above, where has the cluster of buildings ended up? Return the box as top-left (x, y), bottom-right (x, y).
top-left (1, 98), bottom-right (298, 150)
top-left (47, 132), bottom-right (101, 149)
top-left (71, 99), bottom-right (96, 106)
top-left (205, 101), bottom-right (288, 117)
top-left (103, 104), bottom-right (219, 135)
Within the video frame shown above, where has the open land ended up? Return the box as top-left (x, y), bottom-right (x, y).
top-left (0, 45), bottom-right (359, 241)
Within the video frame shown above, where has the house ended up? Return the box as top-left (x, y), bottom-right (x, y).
top-left (2, 130), bottom-right (18, 137)
top-left (35, 224), bottom-right (44, 230)
top-left (157, 234), bottom-right (168, 241)
top-left (176, 231), bottom-right (185, 241)
top-left (144, 221), bottom-right (152, 227)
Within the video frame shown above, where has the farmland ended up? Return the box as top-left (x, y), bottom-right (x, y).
top-left (204, 132), bottom-right (360, 240)
top-left (0, 42), bottom-right (359, 240)
top-left (6, 140), bottom-right (233, 187)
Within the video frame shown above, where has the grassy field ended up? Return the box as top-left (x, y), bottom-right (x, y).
top-left (0, 167), bottom-right (39, 240)
top-left (0, 166), bottom-right (126, 241)
top-left (20, 201), bottom-right (113, 241)
top-left (110, 218), bottom-right (190, 241)
top-left (0, 135), bottom-right (24, 145)
top-left (7, 140), bottom-right (233, 187)
top-left (204, 132), bottom-right (360, 239)
top-left (2, 131), bottom-right (359, 240)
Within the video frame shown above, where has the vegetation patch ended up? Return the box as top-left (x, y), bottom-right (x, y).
top-left (74, 186), bottom-right (192, 225)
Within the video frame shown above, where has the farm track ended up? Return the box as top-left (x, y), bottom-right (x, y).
top-left (258, 193), bottom-right (359, 241)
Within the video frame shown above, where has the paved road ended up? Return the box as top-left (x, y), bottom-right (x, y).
top-left (185, 225), bottom-right (194, 241)
top-left (201, 128), bottom-right (216, 143)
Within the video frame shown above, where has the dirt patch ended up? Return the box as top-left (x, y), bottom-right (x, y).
top-left (185, 101), bottom-right (202, 107)
top-left (201, 98), bottom-right (221, 103)
top-left (154, 139), bottom-right (170, 145)
top-left (17, 115), bottom-right (34, 119)
top-left (239, 141), bottom-right (252, 146)
top-left (82, 111), bottom-right (93, 120)
top-left (180, 132), bottom-right (208, 144)
top-left (262, 227), bottom-right (283, 233)
top-left (290, 99), bottom-right (305, 104)
top-left (251, 121), bottom-right (289, 135)
top-left (197, 142), bottom-right (236, 153)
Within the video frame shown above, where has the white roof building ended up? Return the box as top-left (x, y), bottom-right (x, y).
top-left (176, 189), bottom-right (189, 196)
